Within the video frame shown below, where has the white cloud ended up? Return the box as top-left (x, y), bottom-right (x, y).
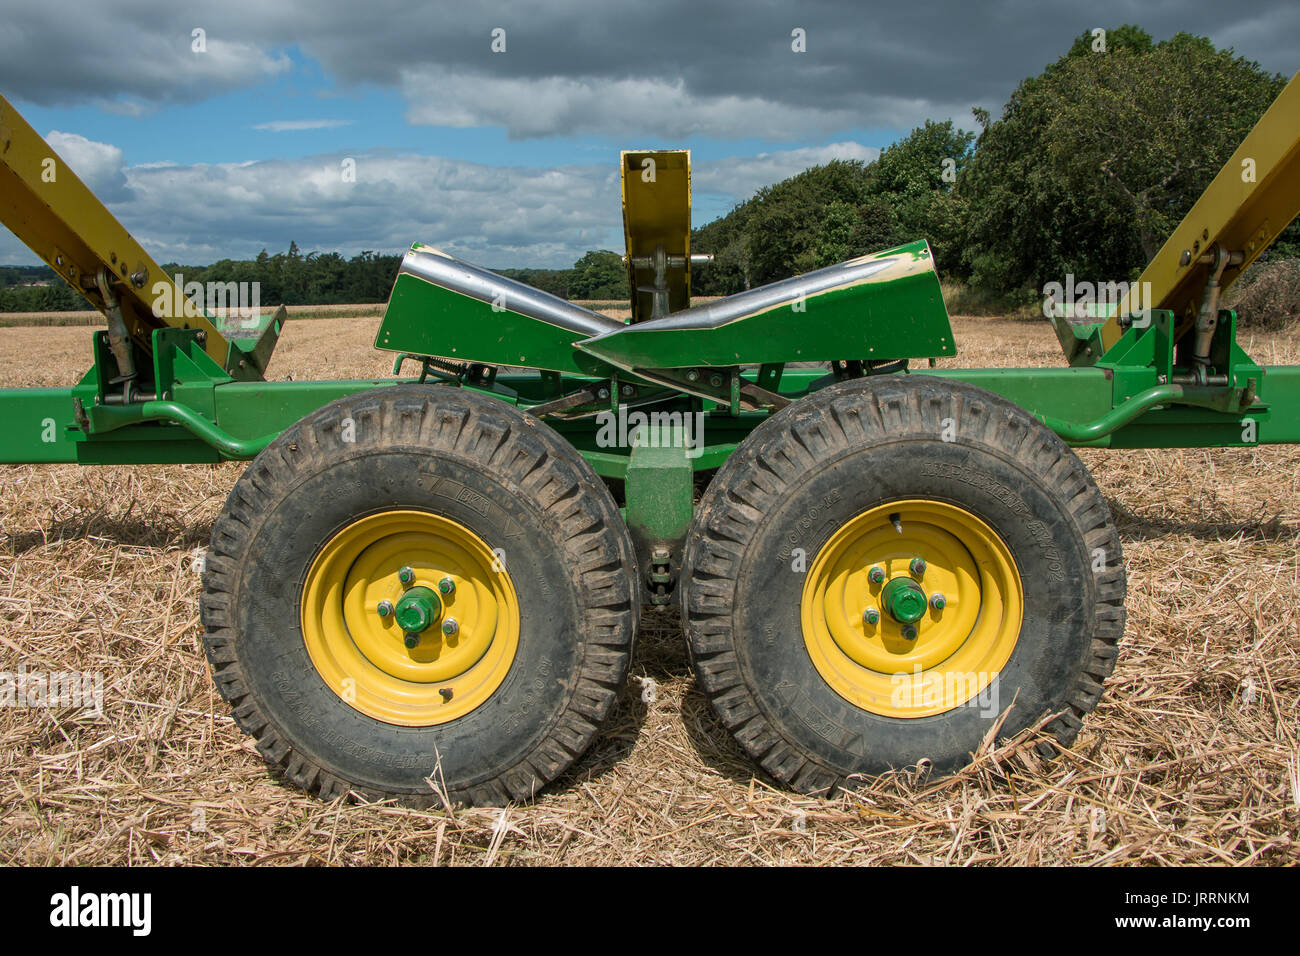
top-left (401, 70), bottom-right (868, 141)
top-left (43, 131), bottom-right (132, 202)
top-left (0, 137), bottom-right (877, 269)
top-left (694, 142), bottom-right (881, 201)
top-left (253, 119), bottom-right (354, 132)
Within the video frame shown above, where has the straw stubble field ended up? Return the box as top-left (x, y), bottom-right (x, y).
top-left (1, 310), bottom-right (1297, 865)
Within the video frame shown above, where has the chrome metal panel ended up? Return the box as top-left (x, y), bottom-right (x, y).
top-left (399, 244), bottom-right (623, 337)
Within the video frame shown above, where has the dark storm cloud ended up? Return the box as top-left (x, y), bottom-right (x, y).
top-left (1, 1), bottom-right (1295, 136)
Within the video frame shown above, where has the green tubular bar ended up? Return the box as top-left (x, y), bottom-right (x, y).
top-left (1036, 384), bottom-right (1185, 443)
top-left (92, 400), bottom-right (279, 459)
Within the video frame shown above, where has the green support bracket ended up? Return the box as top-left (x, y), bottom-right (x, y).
top-left (624, 419), bottom-right (696, 604)
top-left (757, 363), bottom-right (784, 391)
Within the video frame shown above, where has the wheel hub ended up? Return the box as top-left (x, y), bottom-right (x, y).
top-left (881, 576), bottom-right (927, 624)
top-left (800, 499), bottom-right (1022, 718)
top-left (393, 586), bottom-right (441, 635)
top-left (300, 510), bottom-right (520, 726)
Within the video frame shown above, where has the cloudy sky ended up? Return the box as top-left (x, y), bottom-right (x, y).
top-left (1, 1), bottom-right (1296, 269)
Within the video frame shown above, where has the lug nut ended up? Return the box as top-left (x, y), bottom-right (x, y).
top-left (442, 618), bottom-right (459, 637)
top-left (403, 633), bottom-right (420, 649)
top-left (376, 600), bottom-right (394, 618)
top-left (930, 593), bottom-right (946, 610)
top-left (909, 557), bottom-right (927, 577)
top-left (398, 566), bottom-right (415, 585)
top-left (867, 566), bottom-right (885, 585)
top-left (863, 607), bottom-right (880, 626)
top-left (900, 624), bottom-right (918, 641)
top-left (438, 576), bottom-right (455, 596)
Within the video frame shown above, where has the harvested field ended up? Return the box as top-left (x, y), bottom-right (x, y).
top-left (1, 313), bottom-right (1298, 866)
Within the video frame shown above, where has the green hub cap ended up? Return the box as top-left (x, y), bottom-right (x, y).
top-left (881, 576), bottom-right (928, 625)
top-left (393, 585), bottom-right (442, 635)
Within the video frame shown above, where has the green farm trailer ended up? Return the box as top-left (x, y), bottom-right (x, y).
top-left (1, 73), bottom-right (1298, 805)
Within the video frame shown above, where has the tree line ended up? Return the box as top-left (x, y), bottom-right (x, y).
top-left (0, 244), bottom-right (629, 311)
top-left (3, 26), bottom-right (1294, 314)
top-left (693, 26), bottom-right (1296, 301)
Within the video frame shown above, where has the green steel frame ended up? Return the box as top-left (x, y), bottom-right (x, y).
top-left (3, 301), bottom-right (1293, 592)
top-left (3, 303), bottom-right (1291, 468)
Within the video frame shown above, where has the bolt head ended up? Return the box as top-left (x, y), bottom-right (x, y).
top-left (930, 593), bottom-right (946, 610)
top-left (900, 624), bottom-right (918, 641)
top-left (398, 566), bottom-right (415, 585)
top-left (403, 633), bottom-right (420, 649)
top-left (438, 576), bottom-right (455, 595)
top-left (442, 618), bottom-right (459, 637)
top-left (376, 600), bottom-right (394, 618)
top-left (863, 607), bottom-right (880, 626)
top-left (709, 374), bottom-right (723, 388)
top-left (686, 369), bottom-right (701, 382)
top-left (867, 566), bottom-right (885, 585)
top-left (910, 557), bottom-right (927, 577)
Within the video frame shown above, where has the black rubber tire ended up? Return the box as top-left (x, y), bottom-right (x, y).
top-left (682, 375), bottom-right (1125, 795)
top-left (201, 384), bottom-right (638, 806)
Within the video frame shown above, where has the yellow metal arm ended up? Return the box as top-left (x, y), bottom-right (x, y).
top-left (0, 93), bottom-right (267, 380)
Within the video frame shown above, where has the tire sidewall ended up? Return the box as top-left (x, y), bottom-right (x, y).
top-left (732, 433), bottom-right (1098, 776)
top-left (231, 444), bottom-right (583, 796)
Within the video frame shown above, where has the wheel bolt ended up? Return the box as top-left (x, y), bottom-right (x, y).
top-left (376, 600), bottom-right (394, 618)
top-left (867, 566), bottom-right (885, 585)
top-left (403, 633), bottom-right (420, 649)
top-left (438, 576), bottom-right (455, 596)
top-left (930, 593), bottom-right (946, 610)
top-left (900, 624), bottom-right (918, 640)
top-left (398, 566), bottom-right (415, 585)
top-left (909, 557), bottom-right (926, 577)
top-left (863, 607), bottom-right (880, 625)
top-left (442, 618), bottom-right (459, 637)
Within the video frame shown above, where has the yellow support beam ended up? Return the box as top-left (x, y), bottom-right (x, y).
top-left (620, 149), bottom-right (692, 323)
top-left (1109, 70), bottom-right (1300, 349)
top-left (0, 93), bottom-right (262, 380)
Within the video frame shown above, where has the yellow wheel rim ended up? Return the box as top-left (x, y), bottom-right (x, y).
top-left (301, 510), bottom-right (520, 726)
top-left (800, 499), bottom-right (1022, 718)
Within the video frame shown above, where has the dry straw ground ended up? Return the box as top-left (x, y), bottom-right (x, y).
top-left (1, 310), bottom-right (1297, 866)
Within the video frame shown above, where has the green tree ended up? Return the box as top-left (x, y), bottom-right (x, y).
top-left (568, 250), bottom-right (626, 299)
top-left (742, 158), bottom-right (874, 284)
top-left (865, 120), bottom-right (973, 272)
top-left (961, 27), bottom-right (1288, 293)
top-left (692, 125), bottom-right (974, 291)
